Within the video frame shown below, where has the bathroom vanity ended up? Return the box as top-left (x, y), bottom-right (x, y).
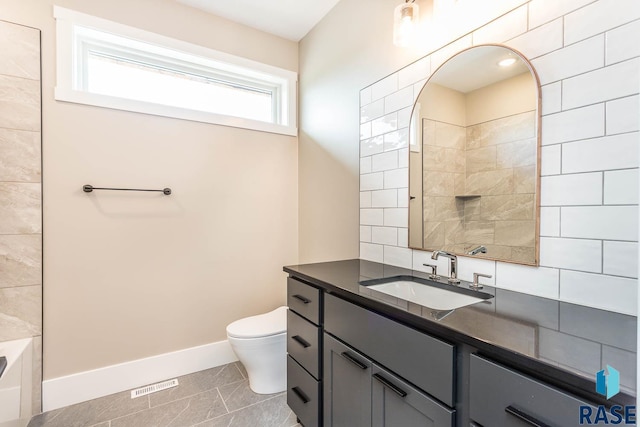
top-left (284, 259), bottom-right (636, 427)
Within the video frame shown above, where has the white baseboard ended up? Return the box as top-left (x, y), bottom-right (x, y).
top-left (42, 340), bottom-right (237, 412)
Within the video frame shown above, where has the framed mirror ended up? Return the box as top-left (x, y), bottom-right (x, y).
top-left (408, 45), bottom-right (541, 265)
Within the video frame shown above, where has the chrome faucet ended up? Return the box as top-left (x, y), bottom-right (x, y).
top-left (467, 245), bottom-right (487, 256)
top-left (431, 250), bottom-right (460, 284)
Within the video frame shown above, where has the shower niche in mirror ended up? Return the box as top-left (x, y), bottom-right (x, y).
top-left (409, 45), bottom-right (541, 265)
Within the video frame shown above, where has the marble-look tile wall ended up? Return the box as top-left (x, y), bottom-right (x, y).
top-left (360, 0), bottom-right (640, 315)
top-left (0, 19), bottom-right (42, 413)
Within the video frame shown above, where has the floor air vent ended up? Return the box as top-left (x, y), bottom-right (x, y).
top-left (131, 379), bottom-right (179, 399)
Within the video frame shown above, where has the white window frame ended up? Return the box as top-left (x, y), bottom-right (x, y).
top-left (54, 6), bottom-right (298, 136)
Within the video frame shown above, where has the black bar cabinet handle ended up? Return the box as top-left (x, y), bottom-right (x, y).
top-left (505, 405), bottom-right (551, 427)
top-left (292, 294), bottom-right (311, 304)
top-left (340, 352), bottom-right (367, 370)
top-left (372, 373), bottom-right (408, 397)
top-left (83, 184), bottom-right (171, 195)
top-left (291, 386), bottom-right (310, 404)
top-left (292, 335), bottom-right (311, 348)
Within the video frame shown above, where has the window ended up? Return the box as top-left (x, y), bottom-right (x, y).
top-left (54, 7), bottom-right (297, 136)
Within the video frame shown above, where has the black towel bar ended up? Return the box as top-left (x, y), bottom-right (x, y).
top-left (83, 185), bottom-right (171, 195)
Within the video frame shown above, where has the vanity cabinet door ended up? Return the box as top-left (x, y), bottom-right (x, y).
top-left (371, 364), bottom-right (455, 427)
top-left (324, 333), bottom-right (372, 427)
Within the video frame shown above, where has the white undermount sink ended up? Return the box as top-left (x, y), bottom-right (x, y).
top-left (366, 277), bottom-right (492, 311)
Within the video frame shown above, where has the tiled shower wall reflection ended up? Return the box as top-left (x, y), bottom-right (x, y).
top-left (0, 20), bottom-right (42, 413)
top-left (360, 0), bottom-right (639, 315)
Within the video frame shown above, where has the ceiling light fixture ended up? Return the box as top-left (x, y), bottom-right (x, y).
top-left (393, 0), bottom-right (419, 48)
top-left (498, 57), bottom-right (517, 67)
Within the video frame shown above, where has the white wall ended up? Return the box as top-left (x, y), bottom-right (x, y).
top-left (301, 0), bottom-right (639, 315)
top-left (1, 0), bottom-right (299, 383)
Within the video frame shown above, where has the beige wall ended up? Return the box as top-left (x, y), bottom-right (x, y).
top-left (0, 0), bottom-right (299, 380)
top-left (466, 72), bottom-right (537, 125)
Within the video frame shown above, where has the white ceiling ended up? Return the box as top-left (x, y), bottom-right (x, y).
top-left (177, 0), bottom-right (342, 41)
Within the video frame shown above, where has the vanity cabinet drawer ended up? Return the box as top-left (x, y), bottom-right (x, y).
top-left (287, 309), bottom-right (321, 379)
top-left (287, 277), bottom-right (321, 325)
top-left (324, 294), bottom-right (455, 407)
top-left (470, 354), bottom-right (597, 426)
top-left (287, 355), bottom-right (320, 427)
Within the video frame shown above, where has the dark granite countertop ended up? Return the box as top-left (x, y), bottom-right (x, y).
top-left (284, 259), bottom-right (637, 406)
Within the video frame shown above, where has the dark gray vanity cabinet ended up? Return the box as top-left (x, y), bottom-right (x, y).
top-left (287, 277), bottom-right (323, 427)
top-left (323, 294), bottom-right (456, 426)
top-left (324, 334), bottom-right (372, 426)
top-left (469, 354), bottom-right (598, 426)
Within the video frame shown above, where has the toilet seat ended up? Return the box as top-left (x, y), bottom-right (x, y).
top-left (226, 306), bottom-right (287, 339)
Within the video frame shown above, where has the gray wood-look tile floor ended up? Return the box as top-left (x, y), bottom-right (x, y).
top-left (28, 362), bottom-right (300, 427)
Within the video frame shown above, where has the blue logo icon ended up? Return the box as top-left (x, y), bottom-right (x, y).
top-left (596, 365), bottom-right (620, 399)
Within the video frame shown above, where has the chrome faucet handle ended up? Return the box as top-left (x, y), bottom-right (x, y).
top-left (423, 263), bottom-right (439, 280)
top-left (471, 273), bottom-right (492, 289)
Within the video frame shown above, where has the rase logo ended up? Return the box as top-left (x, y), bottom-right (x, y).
top-left (596, 365), bottom-right (620, 399)
top-left (579, 365), bottom-right (636, 425)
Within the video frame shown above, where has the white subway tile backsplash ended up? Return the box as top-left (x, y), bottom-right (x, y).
top-left (495, 263), bottom-right (560, 299)
top-left (397, 188), bottom-right (409, 208)
top-left (562, 58), bottom-right (640, 110)
top-left (384, 128), bottom-right (409, 152)
top-left (540, 207), bottom-right (560, 237)
top-left (539, 237), bottom-right (602, 273)
top-left (358, 0), bottom-right (638, 315)
top-left (361, 242), bottom-right (384, 263)
top-left (397, 228), bottom-right (409, 247)
top-left (397, 107), bottom-right (413, 129)
top-left (508, 18), bottom-right (563, 60)
top-left (399, 57), bottom-right (430, 89)
top-left (540, 173), bottom-right (603, 206)
top-left (371, 74), bottom-right (399, 101)
top-left (361, 209), bottom-right (384, 226)
top-left (372, 150), bottom-right (399, 172)
top-left (541, 82), bottom-right (562, 115)
top-left (371, 112), bottom-right (398, 137)
top-left (528, 0), bottom-right (596, 29)
top-left (560, 270), bottom-right (637, 315)
top-left (360, 87), bottom-right (372, 106)
top-left (372, 226), bottom-right (398, 245)
top-left (360, 157), bottom-right (372, 174)
top-left (371, 189), bottom-right (398, 208)
top-left (604, 169), bottom-right (639, 205)
top-left (564, 0), bottom-right (640, 46)
top-left (361, 136), bottom-right (384, 157)
top-left (385, 86), bottom-right (414, 114)
top-left (606, 95), bottom-right (640, 134)
top-left (532, 35), bottom-right (605, 85)
top-left (361, 172), bottom-right (384, 191)
top-left (360, 122), bottom-right (372, 140)
top-left (360, 226), bottom-right (372, 243)
top-left (383, 245), bottom-right (413, 269)
top-left (562, 133), bottom-right (639, 174)
top-left (561, 206), bottom-right (638, 241)
top-left (384, 168), bottom-right (408, 189)
top-left (541, 104), bottom-right (605, 145)
top-left (541, 145), bottom-right (561, 176)
top-left (602, 345), bottom-right (637, 391)
top-left (398, 148), bottom-right (409, 168)
top-left (360, 99), bottom-right (384, 123)
top-left (473, 5), bottom-right (527, 45)
top-left (606, 19), bottom-right (640, 65)
top-left (384, 208), bottom-right (408, 227)
top-left (456, 256), bottom-right (496, 285)
top-left (431, 35), bottom-right (472, 72)
top-left (603, 241), bottom-right (638, 278)
top-left (360, 191), bottom-right (372, 208)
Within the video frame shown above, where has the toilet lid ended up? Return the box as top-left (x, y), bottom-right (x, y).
top-left (226, 306), bottom-right (287, 338)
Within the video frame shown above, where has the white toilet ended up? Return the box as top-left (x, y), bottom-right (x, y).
top-left (226, 306), bottom-right (287, 394)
